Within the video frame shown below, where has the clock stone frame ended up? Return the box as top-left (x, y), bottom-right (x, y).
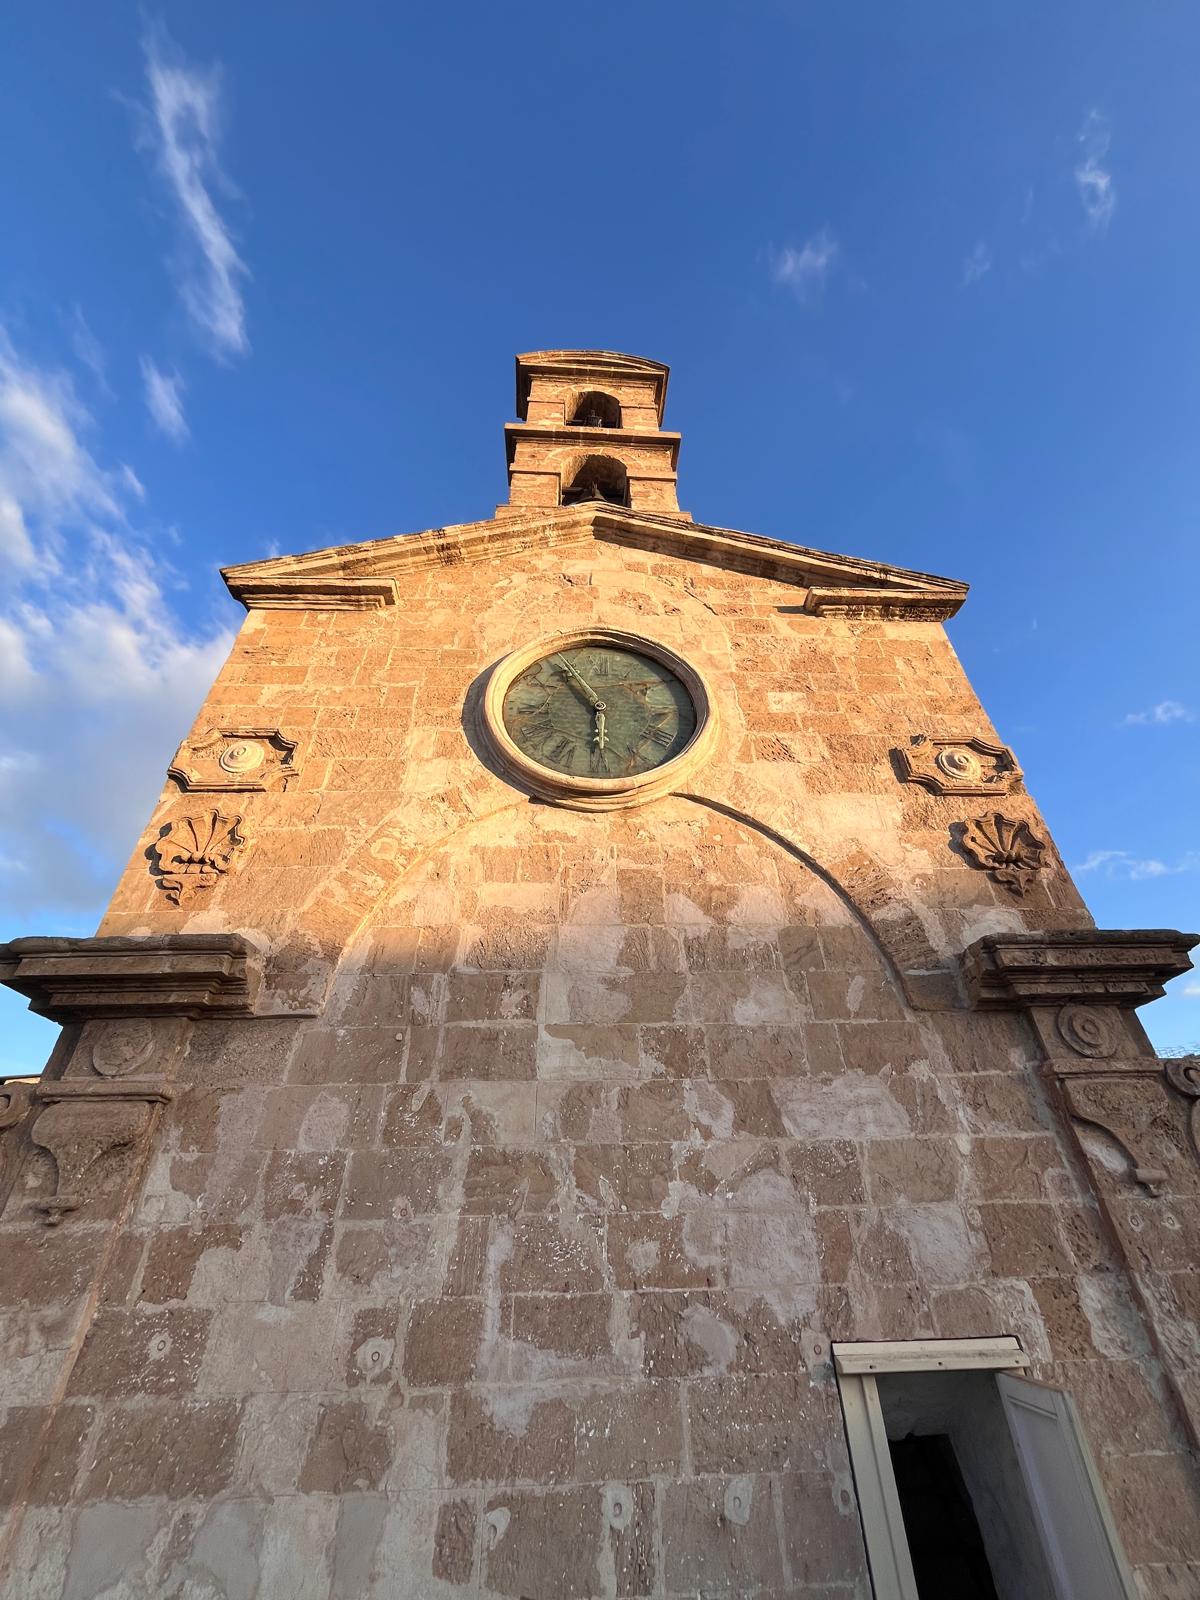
top-left (480, 626), bottom-right (718, 810)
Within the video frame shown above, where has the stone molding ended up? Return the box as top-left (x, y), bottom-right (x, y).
top-left (802, 586), bottom-right (962, 621)
top-left (169, 727), bottom-right (300, 793)
top-left (0, 934), bottom-right (261, 1021)
top-left (221, 503), bottom-right (967, 618)
top-left (964, 929), bottom-right (1198, 1009)
top-left (225, 575), bottom-right (399, 610)
top-left (479, 628), bottom-right (720, 813)
top-left (895, 734), bottom-right (1022, 796)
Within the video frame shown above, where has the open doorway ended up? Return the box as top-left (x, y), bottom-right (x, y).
top-left (878, 1368), bottom-right (1053, 1600)
top-left (833, 1338), bottom-right (1138, 1600)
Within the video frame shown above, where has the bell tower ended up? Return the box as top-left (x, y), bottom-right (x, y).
top-left (501, 348), bottom-right (686, 516)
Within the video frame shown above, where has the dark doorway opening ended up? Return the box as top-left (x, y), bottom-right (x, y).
top-left (889, 1433), bottom-right (1000, 1600)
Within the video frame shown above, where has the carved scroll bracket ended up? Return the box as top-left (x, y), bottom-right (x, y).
top-left (965, 931), bottom-right (1200, 1201)
top-left (29, 1079), bottom-right (175, 1225)
top-left (0, 936), bottom-right (265, 1225)
top-left (1044, 1057), bottom-right (1175, 1196)
top-left (0, 1080), bottom-right (35, 1132)
top-left (1164, 1057), bottom-right (1200, 1165)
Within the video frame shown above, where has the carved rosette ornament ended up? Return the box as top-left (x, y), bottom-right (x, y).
top-left (90, 1018), bottom-right (156, 1076)
top-left (958, 812), bottom-right (1047, 895)
top-left (152, 811), bottom-right (246, 904)
top-left (169, 727), bottom-right (300, 793)
top-left (1056, 1003), bottom-right (1119, 1059)
top-left (897, 734), bottom-right (1022, 797)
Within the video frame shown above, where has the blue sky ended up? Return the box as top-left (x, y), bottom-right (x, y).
top-left (2, 2), bottom-right (1198, 1071)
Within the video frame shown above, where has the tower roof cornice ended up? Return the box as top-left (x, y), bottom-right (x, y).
top-left (515, 350), bottom-right (670, 423)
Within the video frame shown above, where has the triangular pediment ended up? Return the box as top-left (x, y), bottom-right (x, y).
top-left (222, 504), bottom-right (967, 619)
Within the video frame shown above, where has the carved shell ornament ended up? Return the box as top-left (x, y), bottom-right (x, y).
top-left (958, 812), bottom-right (1047, 896)
top-left (152, 810), bottom-right (246, 904)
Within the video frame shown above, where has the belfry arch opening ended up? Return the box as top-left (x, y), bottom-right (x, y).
top-left (569, 390), bottom-right (622, 429)
top-left (561, 454), bottom-right (629, 507)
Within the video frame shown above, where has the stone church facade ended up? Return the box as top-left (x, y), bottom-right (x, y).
top-left (1, 350), bottom-right (1198, 1597)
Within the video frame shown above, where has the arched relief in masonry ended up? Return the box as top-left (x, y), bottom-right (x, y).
top-left (322, 793), bottom-right (911, 1047)
top-left (266, 757), bottom-right (956, 1015)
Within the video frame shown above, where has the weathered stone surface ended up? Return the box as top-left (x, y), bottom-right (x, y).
top-left (80, 1399), bottom-right (242, 1499)
top-left (661, 1475), bottom-right (785, 1591)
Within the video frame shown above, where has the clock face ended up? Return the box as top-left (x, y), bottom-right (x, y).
top-left (501, 643), bottom-right (698, 779)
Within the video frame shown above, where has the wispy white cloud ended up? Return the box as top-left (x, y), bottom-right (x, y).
top-left (1075, 109), bottom-right (1116, 233)
top-left (0, 332), bottom-right (125, 577)
top-left (1074, 848), bottom-right (1200, 881)
top-left (769, 229), bottom-right (840, 303)
top-left (68, 306), bottom-right (111, 396)
top-left (961, 242), bottom-right (992, 287)
top-left (1182, 982), bottom-right (1200, 999)
top-left (141, 357), bottom-right (188, 442)
top-left (1122, 699), bottom-right (1193, 727)
top-left (141, 26), bottom-right (248, 358)
top-left (0, 329), bottom-right (233, 920)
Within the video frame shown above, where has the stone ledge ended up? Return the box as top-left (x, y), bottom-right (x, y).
top-left (224, 575), bottom-right (398, 610)
top-left (803, 586), bottom-right (963, 620)
top-left (0, 935), bottom-right (261, 1021)
top-left (964, 929), bottom-right (1199, 1010)
top-left (35, 1077), bottom-right (177, 1105)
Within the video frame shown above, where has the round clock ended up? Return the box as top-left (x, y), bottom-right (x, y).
top-left (481, 629), bottom-right (717, 810)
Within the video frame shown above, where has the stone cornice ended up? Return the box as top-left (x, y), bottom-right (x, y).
top-left (504, 422), bottom-right (682, 468)
top-left (964, 929), bottom-right (1199, 1010)
top-left (515, 350), bottom-right (670, 421)
top-left (803, 587), bottom-right (963, 621)
top-left (0, 935), bottom-right (261, 1021)
top-left (222, 505), bottom-right (968, 618)
top-left (223, 575), bottom-right (398, 611)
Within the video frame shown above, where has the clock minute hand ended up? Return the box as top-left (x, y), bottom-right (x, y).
top-left (555, 656), bottom-right (603, 709)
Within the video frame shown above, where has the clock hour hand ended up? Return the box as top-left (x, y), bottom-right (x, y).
top-left (593, 709), bottom-right (607, 751)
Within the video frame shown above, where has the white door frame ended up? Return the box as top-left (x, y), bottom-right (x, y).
top-left (832, 1338), bottom-right (1139, 1600)
top-left (832, 1337), bottom-right (1030, 1600)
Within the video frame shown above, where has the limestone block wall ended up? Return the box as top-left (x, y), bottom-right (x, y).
top-left (2, 534), bottom-right (1199, 1596)
top-left (96, 536), bottom-right (1089, 977)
